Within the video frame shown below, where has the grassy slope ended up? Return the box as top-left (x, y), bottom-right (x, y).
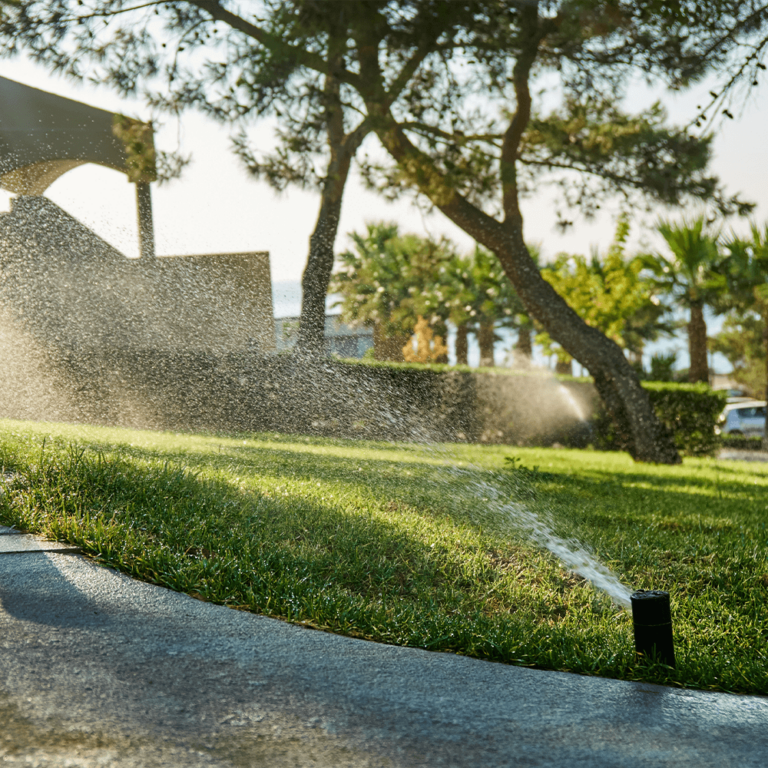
top-left (0, 418), bottom-right (766, 694)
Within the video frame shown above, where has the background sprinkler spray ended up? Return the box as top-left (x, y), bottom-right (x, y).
top-left (630, 590), bottom-right (675, 668)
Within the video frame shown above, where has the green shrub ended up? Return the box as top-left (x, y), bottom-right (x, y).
top-left (647, 383), bottom-right (726, 455)
top-left (721, 434), bottom-right (765, 451)
top-left (593, 382), bottom-right (726, 456)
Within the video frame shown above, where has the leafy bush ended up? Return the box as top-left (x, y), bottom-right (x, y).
top-left (593, 382), bottom-right (726, 456)
top-left (721, 434), bottom-right (765, 451)
top-left (647, 383), bottom-right (727, 455)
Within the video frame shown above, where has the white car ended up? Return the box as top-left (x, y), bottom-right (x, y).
top-left (720, 401), bottom-right (767, 437)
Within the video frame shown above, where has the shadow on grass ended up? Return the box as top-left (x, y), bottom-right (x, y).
top-left (0, 438), bottom-right (559, 657)
top-left (64, 437), bottom-right (507, 528)
top-left (89, 435), bottom-right (768, 528)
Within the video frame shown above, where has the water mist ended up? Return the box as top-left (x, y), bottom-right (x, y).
top-left (451, 469), bottom-right (633, 608)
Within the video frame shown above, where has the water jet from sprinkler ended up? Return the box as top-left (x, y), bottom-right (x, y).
top-left (630, 590), bottom-right (675, 668)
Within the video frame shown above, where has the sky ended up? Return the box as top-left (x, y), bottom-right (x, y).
top-left (1, 53), bottom-right (766, 373)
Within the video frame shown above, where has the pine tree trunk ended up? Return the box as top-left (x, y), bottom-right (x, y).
top-left (492, 229), bottom-right (679, 463)
top-left (455, 324), bottom-right (469, 366)
top-left (296, 68), bottom-right (368, 356)
top-left (401, 201), bottom-right (677, 461)
top-left (361, 9), bottom-right (680, 463)
top-left (297, 190), bottom-right (345, 356)
top-left (688, 302), bottom-right (709, 383)
top-left (436, 226), bottom-right (677, 462)
top-left (446, 232), bottom-right (676, 463)
top-left (478, 322), bottom-right (495, 367)
top-left (516, 327), bottom-right (532, 360)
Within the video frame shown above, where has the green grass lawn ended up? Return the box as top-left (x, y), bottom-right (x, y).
top-left (1, 418), bottom-right (766, 694)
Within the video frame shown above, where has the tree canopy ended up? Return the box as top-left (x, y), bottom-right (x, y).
top-left (341, 0), bottom-right (757, 462)
top-left (538, 216), bottom-right (670, 371)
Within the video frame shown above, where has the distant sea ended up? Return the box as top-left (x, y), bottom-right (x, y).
top-left (272, 280), bottom-right (329, 319)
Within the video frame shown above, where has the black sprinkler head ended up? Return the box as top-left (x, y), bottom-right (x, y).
top-left (630, 590), bottom-right (675, 668)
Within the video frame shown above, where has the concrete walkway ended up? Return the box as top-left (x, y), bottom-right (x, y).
top-left (1, 526), bottom-right (767, 767)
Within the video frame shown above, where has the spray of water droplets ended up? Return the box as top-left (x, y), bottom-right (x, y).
top-left (462, 472), bottom-right (632, 608)
top-left (0, 195), bottom-right (634, 609)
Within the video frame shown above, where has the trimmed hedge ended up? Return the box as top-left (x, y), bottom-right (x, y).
top-left (0, 345), bottom-right (726, 454)
top-left (341, 361), bottom-right (727, 455)
top-left (721, 435), bottom-right (766, 452)
top-left (593, 382), bottom-right (726, 456)
top-left (337, 358), bottom-right (597, 446)
top-left (647, 383), bottom-right (727, 455)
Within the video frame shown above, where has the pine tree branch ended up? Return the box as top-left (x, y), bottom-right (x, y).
top-left (695, 4), bottom-right (768, 63)
top-left (400, 122), bottom-right (503, 146)
top-left (385, 32), bottom-right (439, 106)
top-left (58, 1), bottom-right (165, 22)
top-left (188, 0), bottom-right (363, 90)
top-left (358, 94), bottom-right (509, 253)
top-left (500, 5), bottom-right (541, 224)
top-left (342, 116), bottom-right (371, 157)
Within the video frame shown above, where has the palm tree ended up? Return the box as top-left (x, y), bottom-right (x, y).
top-left (440, 247), bottom-right (531, 368)
top-left (642, 216), bottom-right (723, 383)
top-left (719, 223), bottom-right (768, 448)
top-left (330, 223), bottom-right (456, 361)
top-left (540, 216), bottom-right (672, 376)
top-left (332, 225), bottom-right (532, 368)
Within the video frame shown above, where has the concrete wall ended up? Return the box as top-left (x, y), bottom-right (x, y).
top-left (0, 195), bottom-right (275, 355)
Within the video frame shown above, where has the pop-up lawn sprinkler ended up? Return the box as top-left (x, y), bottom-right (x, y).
top-left (630, 590), bottom-right (675, 668)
